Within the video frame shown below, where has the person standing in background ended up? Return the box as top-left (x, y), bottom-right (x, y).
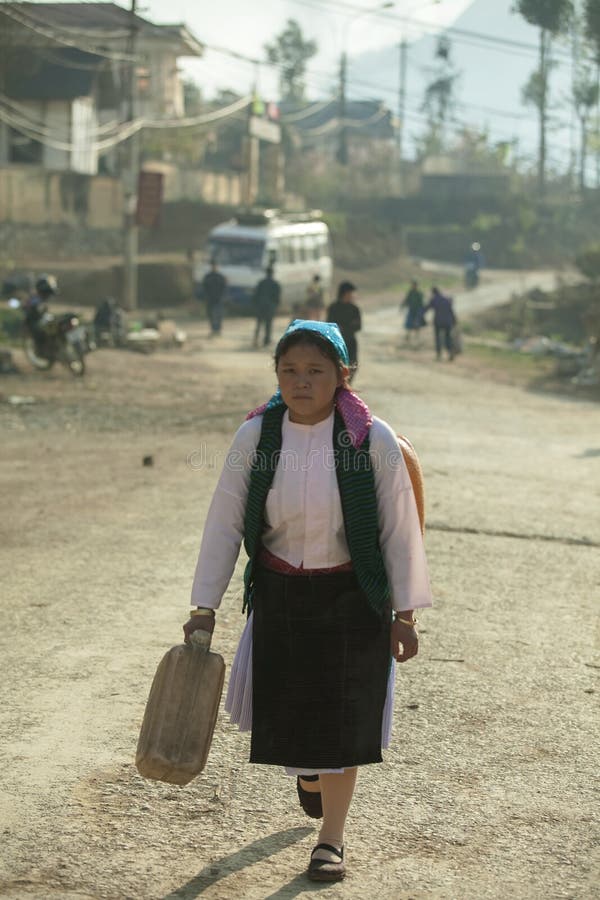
top-left (252, 267), bottom-right (281, 347)
top-left (401, 280), bottom-right (425, 347)
top-left (424, 286), bottom-right (456, 361)
top-left (327, 281), bottom-right (361, 380)
top-left (200, 260), bottom-right (227, 337)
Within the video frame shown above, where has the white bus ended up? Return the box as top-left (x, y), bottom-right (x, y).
top-left (193, 209), bottom-right (333, 313)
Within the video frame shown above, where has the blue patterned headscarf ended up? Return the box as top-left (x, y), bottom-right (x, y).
top-left (276, 319), bottom-right (350, 366)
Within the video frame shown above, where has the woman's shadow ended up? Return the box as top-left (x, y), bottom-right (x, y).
top-left (162, 825), bottom-right (328, 898)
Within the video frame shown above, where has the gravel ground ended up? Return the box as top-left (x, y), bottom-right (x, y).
top-left (1, 290), bottom-right (599, 900)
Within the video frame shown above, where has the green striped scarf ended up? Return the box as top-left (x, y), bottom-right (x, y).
top-left (242, 405), bottom-right (391, 616)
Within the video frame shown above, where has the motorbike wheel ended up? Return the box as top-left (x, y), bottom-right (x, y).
top-left (23, 335), bottom-right (54, 370)
top-left (62, 342), bottom-right (86, 377)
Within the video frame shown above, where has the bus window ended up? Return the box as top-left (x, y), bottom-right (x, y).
top-left (293, 236), bottom-right (304, 262)
top-left (209, 238), bottom-right (265, 268)
top-left (306, 235), bottom-right (320, 261)
top-left (276, 238), bottom-right (288, 263)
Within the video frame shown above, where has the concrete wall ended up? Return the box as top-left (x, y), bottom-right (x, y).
top-left (0, 166), bottom-right (122, 228)
top-left (142, 162), bottom-right (242, 205)
top-left (0, 165), bottom-right (241, 229)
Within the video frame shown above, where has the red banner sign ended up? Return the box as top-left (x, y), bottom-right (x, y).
top-left (136, 171), bottom-right (164, 227)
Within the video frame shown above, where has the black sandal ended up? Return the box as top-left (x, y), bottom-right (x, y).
top-left (307, 843), bottom-right (345, 882)
top-left (296, 775), bottom-right (323, 818)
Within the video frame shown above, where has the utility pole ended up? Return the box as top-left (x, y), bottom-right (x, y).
top-left (243, 125), bottom-right (260, 206)
top-left (538, 28), bottom-right (549, 197)
top-left (596, 61), bottom-right (600, 188)
top-left (123, 0), bottom-right (139, 310)
top-left (336, 2), bottom-right (392, 167)
top-left (336, 50), bottom-right (348, 165)
top-left (243, 79), bottom-right (260, 206)
top-left (397, 37), bottom-right (408, 194)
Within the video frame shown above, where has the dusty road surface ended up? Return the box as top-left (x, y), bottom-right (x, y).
top-left (1, 295), bottom-right (599, 900)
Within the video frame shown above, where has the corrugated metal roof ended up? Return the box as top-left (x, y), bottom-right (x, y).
top-left (14, 4), bottom-right (203, 55)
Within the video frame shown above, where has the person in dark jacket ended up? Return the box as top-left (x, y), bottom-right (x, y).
top-left (252, 266), bottom-right (281, 347)
top-left (24, 274), bottom-right (57, 355)
top-left (200, 260), bottom-right (227, 336)
top-left (424, 286), bottom-right (456, 360)
top-left (401, 280), bottom-right (425, 346)
top-left (326, 281), bottom-right (361, 379)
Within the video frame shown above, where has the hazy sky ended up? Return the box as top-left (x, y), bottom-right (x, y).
top-left (141, 0), bottom-right (475, 99)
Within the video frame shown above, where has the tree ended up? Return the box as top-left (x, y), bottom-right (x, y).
top-left (265, 19), bottom-right (317, 104)
top-left (584, 0), bottom-right (600, 186)
top-left (419, 37), bottom-right (459, 159)
top-left (514, 0), bottom-right (574, 193)
top-left (575, 243), bottom-right (600, 281)
top-left (573, 71), bottom-right (599, 191)
top-left (453, 127), bottom-right (512, 171)
top-left (584, 0), bottom-right (600, 58)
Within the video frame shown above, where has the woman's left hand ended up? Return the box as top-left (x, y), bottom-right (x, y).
top-left (391, 619), bottom-right (419, 663)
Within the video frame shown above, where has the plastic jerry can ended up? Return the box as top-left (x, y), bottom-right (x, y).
top-left (136, 630), bottom-right (225, 785)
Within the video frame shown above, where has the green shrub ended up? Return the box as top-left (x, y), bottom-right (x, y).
top-left (575, 244), bottom-right (600, 281)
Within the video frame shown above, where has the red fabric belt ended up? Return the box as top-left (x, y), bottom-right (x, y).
top-left (258, 546), bottom-right (353, 576)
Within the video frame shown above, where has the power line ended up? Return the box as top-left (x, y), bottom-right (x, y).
top-left (0, 6), bottom-right (578, 164)
top-left (5, 1), bottom-right (132, 39)
top-left (15, 43), bottom-right (117, 71)
top-left (285, 0), bottom-right (573, 63)
top-left (280, 98), bottom-right (338, 122)
top-left (195, 47), bottom-right (573, 156)
top-left (0, 92), bottom-right (254, 153)
top-left (291, 103), bottom-right (389, 135)
top-left (143, 94), bottom-right (252, 129)
top-left (200, 34), bottom-right (568, 130)
top-left (0, 3), bottom-right (137, 62)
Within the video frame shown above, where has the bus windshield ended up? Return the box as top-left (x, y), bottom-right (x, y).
top-left (209, 238), bottom-right (265, 268)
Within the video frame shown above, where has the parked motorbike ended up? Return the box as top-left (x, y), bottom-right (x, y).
top-left (21, 305), bottom-right (89, 376)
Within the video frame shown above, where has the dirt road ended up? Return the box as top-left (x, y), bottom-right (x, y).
top-left (1, 299), bottom-right (599, 899)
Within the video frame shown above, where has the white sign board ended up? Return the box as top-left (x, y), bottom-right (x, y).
top-left (249, 116), bottom-right (281, 144)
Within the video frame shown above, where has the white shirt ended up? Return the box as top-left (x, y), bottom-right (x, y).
top-left (191, 409), bottom-right (432, 612)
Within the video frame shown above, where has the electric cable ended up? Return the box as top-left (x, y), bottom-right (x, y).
top-left (285, 0), bottom-right (573, 63)
top-left (0, 3), bottom-right (136, 62)
top-left (0, 92), bottom-right (254, 153)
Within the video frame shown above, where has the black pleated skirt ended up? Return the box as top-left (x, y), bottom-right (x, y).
top-left (250, 565), bottom-right (391, 769)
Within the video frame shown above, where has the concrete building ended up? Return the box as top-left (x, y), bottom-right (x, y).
top-left (0, 2), bottom-right (203, 175)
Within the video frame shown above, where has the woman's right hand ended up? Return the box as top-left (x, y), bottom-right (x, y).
top-left (390, 618), bottom-right (418, 662)
top-left (183, 613), bottom-right (215, 644)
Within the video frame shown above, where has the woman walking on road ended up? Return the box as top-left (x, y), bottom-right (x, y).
top-left (184, 319), bottom-right (432, 882)
top-left (401, 280), bottom-right (426, 346)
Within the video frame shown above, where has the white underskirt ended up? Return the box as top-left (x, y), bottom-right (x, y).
top-left (224, 611), bottom-right (396, 776)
